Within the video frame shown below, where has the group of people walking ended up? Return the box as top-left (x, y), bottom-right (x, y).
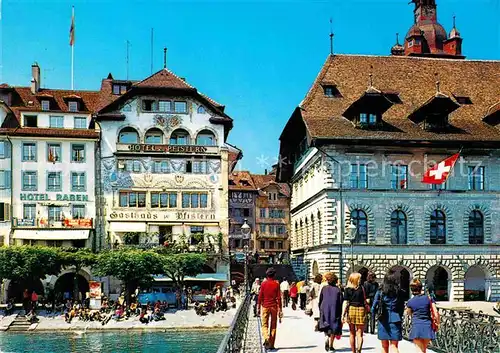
top-left (254, 268), bottom-right (440, 353)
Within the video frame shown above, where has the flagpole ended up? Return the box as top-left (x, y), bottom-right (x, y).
top-left (71, 6), bottom-right (74, 90)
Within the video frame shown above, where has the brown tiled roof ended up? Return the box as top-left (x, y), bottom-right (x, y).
top-left (133, 69), bottom-right (194, 90)
top-left (229, 171), bottom-right (257, 191)
top-left (294, 54), bottom-right (500, 143)
top-left (0, 127), bottom-right (99, 139)
top-left (6, 87), bottom-right (100, 121)
top-left (251, 174), bottom-right (290, 197)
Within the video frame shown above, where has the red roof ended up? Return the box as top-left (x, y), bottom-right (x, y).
top-left (133, 69), bottom-right (194, 90)
top-left (229, 171), bottom-right (257, 191)
top-left (251, 174), bottom-right (290, 197)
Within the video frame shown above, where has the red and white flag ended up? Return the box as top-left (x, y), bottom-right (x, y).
top-left (422, 153), bottom-right (460, 184)
top-left (69, 7), bottom-right (75, 46)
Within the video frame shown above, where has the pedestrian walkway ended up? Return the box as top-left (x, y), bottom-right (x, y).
top-left (271, 306), bottom-right (436, 353)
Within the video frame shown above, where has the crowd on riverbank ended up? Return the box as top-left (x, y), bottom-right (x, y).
top-left (0, 285), bottom-right (241, 331)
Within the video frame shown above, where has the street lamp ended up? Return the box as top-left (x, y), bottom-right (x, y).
top-left (241, 219), bottom-right (251, 294)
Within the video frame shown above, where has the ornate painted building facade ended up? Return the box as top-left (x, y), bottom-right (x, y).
top-left (277, 0), bottom-right (500, 301)
top-left (94, 68), bottom-right (233, 281)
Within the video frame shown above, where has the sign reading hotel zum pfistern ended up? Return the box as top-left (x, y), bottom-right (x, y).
top-left (126, 144), bottom-right (214, 154)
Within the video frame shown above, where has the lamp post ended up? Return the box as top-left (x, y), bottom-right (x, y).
top-left (348, 222), bottom-right (357, 269)
top-left (241, 219), bottom-right (251, 294)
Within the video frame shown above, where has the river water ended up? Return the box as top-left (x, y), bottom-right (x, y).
top-left (0, 330), bottom-right (225, 352)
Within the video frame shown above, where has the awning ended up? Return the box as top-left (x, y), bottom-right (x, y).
top-left (109, 222), bottom-right (147, 232)
top-left (154, 273), bottom-right (228, 282)
top-left (13, 229), bottom-right (90, 240)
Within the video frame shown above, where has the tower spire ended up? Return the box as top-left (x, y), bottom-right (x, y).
top-left (163, 47), bottom-right (167, 69)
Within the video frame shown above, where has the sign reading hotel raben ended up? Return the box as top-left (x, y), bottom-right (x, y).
top-left (127, 144), bottom-right (212, 154)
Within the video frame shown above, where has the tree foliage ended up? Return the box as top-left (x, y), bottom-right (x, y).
top-left (0, 246), bottom-right (64, 282)
top-left (161, 253), bottom-right (207, 289)
top-left (93, 248), bottom-right (164, 303)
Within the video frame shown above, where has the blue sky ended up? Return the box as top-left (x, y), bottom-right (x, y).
top-left (1, 0), bottom-right (498, 173)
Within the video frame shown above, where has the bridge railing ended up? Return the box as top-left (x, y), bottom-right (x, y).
top-left (216, 294), bottom-right (252, 353)
top-left (402, 306), bottom-right (500, 353)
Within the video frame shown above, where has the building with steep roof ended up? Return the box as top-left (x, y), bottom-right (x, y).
top-left (252, 172), bottom-right (291, 264)
top-left (277, 1), bottom-right (500, 301)
top-left (95, 66), bottom-right (234, 294)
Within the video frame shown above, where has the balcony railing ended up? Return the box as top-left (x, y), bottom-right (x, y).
top-left (403, 306), bottom-right (500, 353)
top-left (13, 218), bottom-right (94, 229)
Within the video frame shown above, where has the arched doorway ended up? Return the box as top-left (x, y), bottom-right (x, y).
top-left (312, 261), bottom-right (319, 277)
top-left (464, 266), bottom-right (486, 301)
top-left (54, 273), bottom-right (89, 301)
top-left (389, 266), bottom-right (411, 301)
top-left (8, 279), bottom-right (45, 302)
top-left (426, 266), bottom-right (450, 301)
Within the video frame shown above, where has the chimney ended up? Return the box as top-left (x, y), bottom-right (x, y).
top-left (264, 169), bottom-right (268, 175)
top-left (31, 62), bottom-right (41, 93)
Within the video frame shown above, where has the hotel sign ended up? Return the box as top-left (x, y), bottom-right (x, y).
top-left (20, 193), bottom-right (89, 202)
top-left (119, 144), bottom-right (218, 154)
top-left (109, 210), bottom-right (216, 221)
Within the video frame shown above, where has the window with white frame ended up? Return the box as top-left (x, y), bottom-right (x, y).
top-left (48, 206), bottom-right (61, 221)
top-left (391, 165), bottom-right (408, 189)
top-left (153, 161), bottom-right (170, 173)
top-left (49, 116), bottom-right (64, 128)
top-left (0, 170), bottom-right (10, 189)
top-left (259, 224), bottom-right (266, 233)
top-left (47, 172), bottom-right (62, 191)
top-left (68, 101), bottom-right (79, 112)
top-left (22, 142), bottom-right (36, 161)
top-left (41, 100), bottom-right (50, 111)
top-left (193, 160), bottom-right (207, 174)
top-left (22, 171), bottom-right (37, 191)
top-left (119, 191), bottom-right (146, 208)
top-left (133, 161), bottom-right (142, 172)
top-left (72, 205), bottom-right (86, 219)
top-left (158, 100), bottom-right (171, 112)
top-left (71, 172), bottom-right (86, 192)
top-left (23, 204), bottom-right (36, 219)
top-left (174, 101), bottom-right (187, 113)
top-left (151, 192), bottom-right (177, 208)
top-left (260, 208), bottom-right (266, 218)
top-left (47, 143), bottom-right (61, 162)
top-left (181, 192), bottom-right (208, 208)
top-left (71, 144), bottom-right (85, 162)
top-left (350, 163), bottom-right (368, 189)
top-left (74, 117), bottom-right (87, 129)
top-left (468, 166), bottom-right (485, 190)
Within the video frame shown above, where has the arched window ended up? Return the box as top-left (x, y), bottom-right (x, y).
top-left (197, 106), bottom-right (206, 114)
top-left (390, 210), bottom-right (407, 244)
top-left (430, 210), bottom-right (446, 244)
top-left (118, 127), bottom-right (139, 144)
top-left (351, 209), bottom-right (368, 243)
top-left (169, 129), bottom-right (190, 145)
top-left (468, 210), bottom-right (484, 244)
top-left (196, 130), bottom-right (216, 146)
top-left (145, 128), bottom-right (164, 144)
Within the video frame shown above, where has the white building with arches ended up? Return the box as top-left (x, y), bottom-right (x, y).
top-left (277, 52), bottom-right (500, 302)
top-left (94, 69), bottom-right (233, 285)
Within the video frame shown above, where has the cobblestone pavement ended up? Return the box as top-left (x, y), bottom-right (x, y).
top-left (241, 303), bottom-right (264, 353)
top-left (268, 306), bottom-right (436, 353)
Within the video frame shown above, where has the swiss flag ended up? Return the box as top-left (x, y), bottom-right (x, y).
top-left (422, 153), bottom-right (460, 184)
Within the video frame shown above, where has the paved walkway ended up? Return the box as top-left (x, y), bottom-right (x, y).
top-left (271, 307), bottom-right (436, 353)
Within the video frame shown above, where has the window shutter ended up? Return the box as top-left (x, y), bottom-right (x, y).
top-left (4, 171), bottom-right (11, 189)
top-left (4, 203), bottom-right (10, 221)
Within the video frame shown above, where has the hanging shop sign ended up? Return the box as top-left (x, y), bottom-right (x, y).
top-left (20, 193), bottom-right (89, 202)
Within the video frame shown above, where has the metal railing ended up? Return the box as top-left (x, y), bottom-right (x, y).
top-left (216, 294), bottom-right (252, 353)
top-left (403, 306), bottom-right (500, 353)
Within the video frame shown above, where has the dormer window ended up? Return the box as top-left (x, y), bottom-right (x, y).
top-left (323, 85), bottom-right (341, 98)
top-left (41, 100), bottom-right (50, 111)
top-left (112, 84), bottom-right (128, 95)
top-left (424, 114), bottom-right (449, 131)
top-left (68, 101), bottom-right (78, 112)
top-left (359, 113), bottom-right (378, 126)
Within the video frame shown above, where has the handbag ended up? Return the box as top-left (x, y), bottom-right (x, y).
top-left (428, 296), bottom-right (439, 332)
top-left (361, 286), bottom-right (371, 314)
